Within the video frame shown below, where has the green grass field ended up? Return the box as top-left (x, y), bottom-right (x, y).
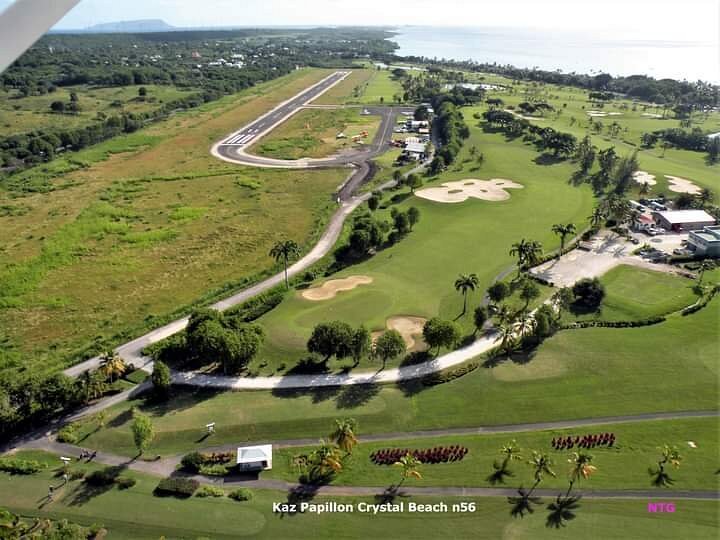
top-left (251, 108), bottom-right (381, 159)
top-left (0, 68), bottom-right (348, 375)
top-left (0, 84), bottom-right (198, 135)
top-left (74, 297), bottom-right (718, 457)
top-left (563, 264), bottom-right (698, 322)
top-left (1, 451), bottom-right (716, 540)
top-left (267, 417), bottom-right (720, 491)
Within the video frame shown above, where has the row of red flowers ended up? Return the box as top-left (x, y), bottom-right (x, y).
top-left (552, 432), bottom-right (616, 450)
top-left (370, 446), bottom-right (469, 465)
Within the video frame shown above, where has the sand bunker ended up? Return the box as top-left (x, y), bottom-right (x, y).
top-left (633, 170), bottom-right (657, 186)
top-left (586, 110), bottom-right (622, 118)
top-left (666, 175), bottom-right (701, 195)
top-left (415, 179), bottom-right (524, 203)
top-left (301, 275), bottom-right (373, 301)
top-left (372, 316), bottom-right (428, 351)
top-left (642, 113), bottom-right (662, 118)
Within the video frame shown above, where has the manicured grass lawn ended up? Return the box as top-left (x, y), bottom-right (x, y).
top-left (249, 111), bottom-right (594, 373)
top-left (251, 108), bottom-right (381, 159)
top-left (0, 68), bottom-right (348, 375)
top-left (77, 298), bottom-right (718, 457)
top-left (267, 417), bottom-right (720, 491)
top-left (1, 451), bottom-right (717, 539)
top-left (563, 264), bottom-right (698, 322)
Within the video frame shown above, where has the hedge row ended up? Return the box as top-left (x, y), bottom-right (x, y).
top-left (421, 361), bottom-right (480, 386)
top-left (561, 316), bottom-right (666, 330)
top-left (225, 288), bottom-right (286, 323)
top-left (682, 286), bottom-right (719, 316)
top-left (0, 457), bottom-right (46, 475)
top-left (154, 477), bottom-right (199, 498)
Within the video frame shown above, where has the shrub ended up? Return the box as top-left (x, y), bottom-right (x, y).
top-left (0, 457), bottom-right (46, 475)
top-left (572, 277), bottom-right (605, 310)
top-left (85, 466), bottom-right (123, 486)
top-left (69, 469), bottom-right (85, 481)
top-left (196, 485), bottom-right (225, 498)
top-left (422, 362), bottom-right (479, 386)
top-left (199, 463), bottom-right (229, 476)
top-left (154, 477), bottom-right (199, 498)
top-left (228, 488), bottom-right (253, 501)
top-left (181, 451), bottom-right (205, 473)
top-left (57, 424), bottom-right (79, 444)
top-left (116, 477), bottom-right (136, 490)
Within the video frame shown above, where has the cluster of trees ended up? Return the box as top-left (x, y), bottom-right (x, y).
top-left (334, 207), bottom-right (421, 265)
top-left (482, 109), bottom-right (577, 158)
top-left (0, 351), bottom-right (133, 442)
top-left (294, 418), bottom-right (360, 484)
top-left (572, 137), bottom-right (640, 196)
top-left (397, 55), bottom-right (718, 108)
top-left (430, 100), bottom-right (470, 172)
top-left (0, 508), bottom-right (102, 539)
top-left (641, 127), bottom-right (714, 153)
top-left (183, 309), bottom-right (264, 375)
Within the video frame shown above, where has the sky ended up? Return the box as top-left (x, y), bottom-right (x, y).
top-left (0, 0), bottom-right (718, 43)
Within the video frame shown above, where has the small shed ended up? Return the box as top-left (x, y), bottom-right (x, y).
top-left (236, 444), bottom-right (272, 471)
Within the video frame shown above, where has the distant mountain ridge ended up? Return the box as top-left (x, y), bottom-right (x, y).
top-left (83, 19), bottom-right (175, 33)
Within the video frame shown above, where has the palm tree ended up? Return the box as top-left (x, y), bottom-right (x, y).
top-left (515, 314), bottom-right (536, 338)
top-left (329, 418), bottom-right (358, 455)
top-left (551, 223), bottom-right (576, 258)
top-left (697, 260), bottom-right (714, 285)
top-left (454, 273), bottom-right (479, 314)
top-left (269, 240), bottom-right (300, 289)
top-left (698, 187), bottom-right (714, 207)
top-left (393, 453), bottom-right (422, 489)
top-left (308, 440), bottom-right (343, 483)
top-left (100, 352), bottom-right (125, 383)
top-left (509, 239), bottom-right (543, 272)
top-left (588, 206), bottom-right (606, 229)
top-left (495, 321), bottom-right (517, 356)
top-left (508, 451), bottom-right (555, 517)
top-left (649, 445), bottom-right (682, 487)
top-left (489, 440), bottom-right (523, 484)
top-left (566, 452), bottom-right (597, 497)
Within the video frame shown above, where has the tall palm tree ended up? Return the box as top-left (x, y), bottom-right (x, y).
top-left (394, 453), bottom-right (422, 489)
top-left (489, 440), bottom-right (522, 485)
top-left (330, 418), bottom-right (358, 455)
top-left (528, 451), bottom-right (556, 494)
top-left (515, 314), bottom-right (536, 338)
top-left (269, 239), bottom-right (300, 289)
top-left (697, 260), bottom-right (714, 285)
top-left (496, 321), bottom-right (517, 356)
top-left (588, 206), bottom-right (606, 229)
top-left (100, 352), bottom-right (125, 383)
top-left (454, 273), bottom-right (479, 314)
top-left (510, 239), bottom-right (543, 272)
top-left (551, 223), bottom-right (576, 258)
top-left (566, 452), bottom-right (597, 497)
top-left (508, 451), bottom-right (555, 517)
top-left (649, 445), bottom-right (682, 487)
top-left (308, 440), bottom-right (343, 483)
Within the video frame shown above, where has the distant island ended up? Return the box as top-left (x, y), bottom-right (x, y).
top-left (74, 19), bottom-right (175, 33)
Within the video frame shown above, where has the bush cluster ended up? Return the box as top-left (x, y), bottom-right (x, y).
top-left (154, 477), bottom-right (200, 498)
top-left (228, 488), bottom-right (253, 501)
top-left (181, 451), bottom-right (234, 473)
top-left (562, 316), bottom-right (666, 329)
top-left (196, 485), bottom-right (225, 498)
top-left (0, 457), bottom-right (46, 474)
top-left (370, 446), bottom-right (468, 465)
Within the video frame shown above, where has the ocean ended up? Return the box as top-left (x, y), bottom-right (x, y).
top-left (392, 26), bottom-right (719, 83)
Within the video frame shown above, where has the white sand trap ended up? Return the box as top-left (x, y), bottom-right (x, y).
top-left (608, 112), bottom-right (623, 116)
top-left (301, 275), bottom-right (373, 301)
top-left (372, 316), bottom-right (428, 351)
top-left (642, 113), bottom-right (662, 118)
top-left (586, 111), bottom-right (608, 117)
top-left (633, 170), bottom-right (657, 186)
top-left (415, 178), bottom-right (524, 203)
top-left (666, 175), bottom-right (701, 194)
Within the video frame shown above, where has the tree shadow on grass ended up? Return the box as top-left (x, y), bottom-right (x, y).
top-left (395, 377), bottom-right (427, 397)
top-left (336, 383), bottom-right (380, 409)
top-left (271, 384), bottom-right (341, 405)
top-left (63, 464), bottom-right (128, 507)
top-left (546, 495), bottom-right (582, 528)
top-left (533, 153), bottom-right (566, 166)
top-left (275, 485), bottom-right (320, 518)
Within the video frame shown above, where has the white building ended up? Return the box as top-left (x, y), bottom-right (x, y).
top-left (236, 445), bottom-right (273, 471)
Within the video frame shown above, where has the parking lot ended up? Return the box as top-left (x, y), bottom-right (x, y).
top-left (530, 231), bottom-right (692, 287)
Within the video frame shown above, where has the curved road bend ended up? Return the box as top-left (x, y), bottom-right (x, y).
top-left (64, 70), bottom-right (406, 379)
